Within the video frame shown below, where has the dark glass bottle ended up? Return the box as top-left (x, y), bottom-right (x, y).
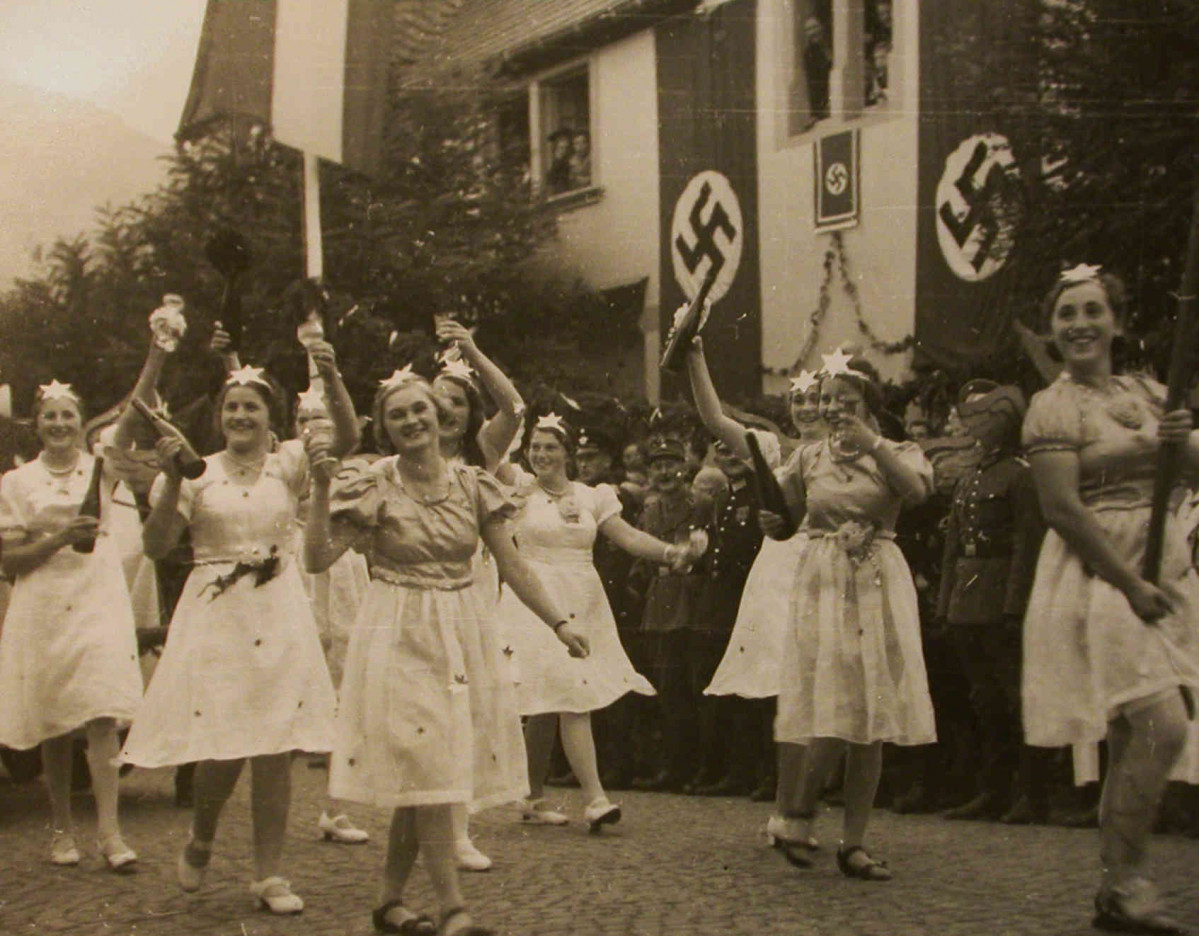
top-left (73, 456), bottom-right (104, 554)
top-left (746, 432), bottom-right (796, 539)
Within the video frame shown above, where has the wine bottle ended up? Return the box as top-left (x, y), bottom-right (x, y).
top-left (73, 456), bottom-right (104, 554)
top-left (659, 264), bottom-right (719, 374)
top-left (129, 398), bottom-right (207, 479)
top-left (746, 431), bottom-right (796, 539)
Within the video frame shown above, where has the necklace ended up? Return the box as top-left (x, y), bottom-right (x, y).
top-left (223, 450), bottom-right (267, 478)
top-left (1064, 373), bottom-right (1144, 430)
top-left (41, 454), bottom-right (80, 477)
top-left (396, 460), bottom-right (450, 505)
top-left (537, 478), bottom-right (571, 499)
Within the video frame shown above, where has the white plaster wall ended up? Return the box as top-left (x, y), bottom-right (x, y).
top-left (756, 0), bottom-right (920, 391)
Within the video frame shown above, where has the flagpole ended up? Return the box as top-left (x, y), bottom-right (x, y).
top-left (301, 150), bottom-right (325, 396)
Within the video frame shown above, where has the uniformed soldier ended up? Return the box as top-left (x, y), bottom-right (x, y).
top-left (938, 380), bottom-right (1049, 823)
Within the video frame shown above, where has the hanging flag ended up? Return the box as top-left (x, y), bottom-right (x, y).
top-left (814, 129), bottom-right (859, 232)
top-left (657, 0), bottom-right (761, 401)
top-left (178, 0), bottom-right (393, 177)
top-left (914, 0), bottom-right (1035, 370)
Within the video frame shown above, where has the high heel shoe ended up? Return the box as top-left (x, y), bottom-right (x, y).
top-left (520, 798), bottom-right (569, 825)
top-left (765, 813), bottom-right (818, 868)
top-left (583, 797), bottom-right (621, 833)
top-left (97, 835), bottom-right (138, 873)
top-left (836, 845), bottom-right (893, 881)
top-left (372, 898), bottom-right (436, 934)
top-left (176, 835), bottom-right (211, 892)
top-left (1093, 878), bottom-right (1186, 934)
top-left (318, 811), bottom-right (370, 844)
top-left (249, 876), bottom-right (304, 915)
top-left (50, 831), bottom-right (81, 867)
top-left (454, 837), bottom-right (492, 872)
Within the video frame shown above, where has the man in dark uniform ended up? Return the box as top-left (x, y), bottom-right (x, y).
top-left (688, 439), bottom-right (766, 795)
top-left (938, 380), bottom-right (1049, 823)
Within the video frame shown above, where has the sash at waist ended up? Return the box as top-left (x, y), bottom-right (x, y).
top-left (372, 565), bottom-right (473, 592)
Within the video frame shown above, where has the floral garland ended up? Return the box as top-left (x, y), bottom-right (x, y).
top-left (765, 232), bottom-right (915, 377)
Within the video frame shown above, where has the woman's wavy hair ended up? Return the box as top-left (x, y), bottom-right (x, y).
top-left (212, 373), bottom-right (287, 444)
top-left (1040, 270), bottom-right (1129, 332)
top-left (431, 370), bottom-right (487, 468)
top-left (823, 356), bottom-right (885, 418)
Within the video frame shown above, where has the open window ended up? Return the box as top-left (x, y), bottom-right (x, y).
top-left (539, 67), bottom-right (592, 197)
top-left (788, 0), bottom-right (834, 135)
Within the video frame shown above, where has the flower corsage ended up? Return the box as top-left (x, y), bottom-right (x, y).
top-left (834, 519), bottom-right (878, 564)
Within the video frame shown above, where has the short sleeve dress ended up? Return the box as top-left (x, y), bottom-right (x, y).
top-left (496, 465), bottom-right (655, 715)
top-left (1021, 373), bottom-right (1199, 746)
top-left (121, 440), bottom-right (337, 766)
top-left (0, 453), bottom-right (143, 749)
top-left (706, 428), bottom-right (811, 698)
top-left (774, 438), bottom-right (937, 746)
top-left (327, 459), bottom-right (528, 812)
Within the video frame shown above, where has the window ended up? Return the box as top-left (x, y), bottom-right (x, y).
top-left (539, 68), bottom-right (592, 196)
top-left (784, 0), bottom-right (896, 140)
top-left (789, 0), bottom-right (833, 135)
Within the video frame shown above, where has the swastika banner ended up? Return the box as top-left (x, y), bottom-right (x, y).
top-left (656, 0), bottom-right (760, 401)
top-left (914, 0), bottom-right (1034, 370)
top-left (815, 129), bottom-right (859, 232)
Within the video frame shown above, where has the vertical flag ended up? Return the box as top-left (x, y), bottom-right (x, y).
top-left (914, 0), bottom-right (1035, 370)
top-left (178, 0), bottom-right (393, 177)
top-left (657, 0), bottom-right (761, 401)
top-left (814, 129), bottom-right (859, 232)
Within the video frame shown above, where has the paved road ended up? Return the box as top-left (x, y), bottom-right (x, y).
top-left (1, 763), bottom-right (1197, 936)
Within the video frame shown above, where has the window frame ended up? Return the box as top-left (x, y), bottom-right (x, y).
top-left (528, 56), bottom-right (603, 207)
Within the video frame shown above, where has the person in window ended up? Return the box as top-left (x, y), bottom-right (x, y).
top-left (569, 129), bottom-right (591, 191)
top-left (803, 16), bottom-right (832, 122)
top-left (546, 128), bottom-right (574, 196)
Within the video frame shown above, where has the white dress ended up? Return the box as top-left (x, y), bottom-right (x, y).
top-left (0, 453), bottom-right (143, 749)
top-left (121, 441), bottom-right (337, 766)
top-left (328, 459), bottom-right (528, 812)
top-left (497, 466), bottom-right (655, 715)
top-left (705, 431), bottom-right (806, 699)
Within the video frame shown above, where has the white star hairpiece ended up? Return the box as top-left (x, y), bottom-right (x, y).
top-left (296, 386), bottom-right (328, 413)
top-left (37, 379), bottom-right (80, 404)
top-left (225, 365), bottom-right (271, 389)
top-left (536, 413), bottom-right (567, 434)
top-left (789, 369), bottom-right (820, 395)
top-left (1059, 263), bottom-right (1103, 285)
top-left (439, 357), bottom-right (476, 382)
top-left (820, 347), bottom-right (857, 380)
top-left (379, 364), bottom-right (420, 391)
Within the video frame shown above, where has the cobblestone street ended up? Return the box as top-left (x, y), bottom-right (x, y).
top-left (1, 762), bottom-right (1197, 936)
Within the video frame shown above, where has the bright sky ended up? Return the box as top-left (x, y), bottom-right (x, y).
top-left (0, 0), bottom-right (208, 142)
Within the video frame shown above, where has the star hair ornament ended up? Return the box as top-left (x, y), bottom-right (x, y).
top-left (820, 347), bottom-right (857, 380)
top-left (1059, 263), bottom-right (1103, 285)
top-left (439, 357), bottom-right (476, 383)
top-left (379, 364), bottom-right (420, 391)
top-left (296, 386), bottom-right (328, 414)
top-left (789, 369), bottom-right (820, 395)
top-left (536, 413), bottom-right (567, 433)
top-left (224, 365), bottom-right (272, 389)
top-left (37, 379), bottom-right (81, 404)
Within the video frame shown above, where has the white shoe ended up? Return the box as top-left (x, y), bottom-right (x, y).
top-left (176, 836), bottom-right (211, 893)
top-left (765, 813), bottom-right (819, 850)
top-left (250, 876), bottom-right (304, 915)
top-left (50, 831), bottom-right (81, 867)
top-left (583, 797), bottom-right (621, 833)
top-left (318, 811), bottom-right (370, 844)
top-left (455, 838), bottom-right (492, 872)
top-left (520, 798), bottom-right (569, 826)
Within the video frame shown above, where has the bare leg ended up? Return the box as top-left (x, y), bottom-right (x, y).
top-left (841, 741), bottom-right (883, 849)
top-left (524, 713), bottom-right (558, 802)
top-left (775, 741), bottom-right (807, 815)
top-left (192, 757), bottom-right (246, 845)
top-left (84, 718), bottom-right (122, 842)
top-left (560, 712), bottom-right (605, 804)
top-left (42, 734), bottom-right (75, 836)
top-left (1099, 694), bottom-right (1188, 888)
top-left (415, 805), bottom-right (472, 926)
top-left (381, 807), bottom-right (420, 903)
top-left (792, 737), bottom-right (845, 819)
top-left (248, 752), bottom-right (292, 881)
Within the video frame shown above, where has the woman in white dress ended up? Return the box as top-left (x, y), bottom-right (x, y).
top-left (122, 343), bottom-right (357, 915)
top-left (432, 318), bottom-right (527, 872)
top-left (762, 352), bottom-right (935, 880)
top-left (496, 414), bottom-right (693, 831)
top-left (0, 380), bottom-right (143, 870)
top-left (684, 336), bottom-right (826, 856)
top-left (303, 370), bottom-right (587, 936)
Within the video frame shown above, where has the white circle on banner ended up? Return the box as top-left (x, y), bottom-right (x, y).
top-left (935, 133), bottom-right (1021, 282)
top-left (670, 170), bottom-right (743, 304)
top-left (825, 162), bottom-right (849, 196)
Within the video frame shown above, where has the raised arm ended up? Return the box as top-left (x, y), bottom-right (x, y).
top-left (307, 339), bottom-right (360, 457)
top-left (438, 320), bottom-right (525, 471)
top-left (113, 343), bottom-right (169, 450)
top-left (301, 459), bottom-right (359, 573)
top-left (684, 336), bottom-right (751, 459)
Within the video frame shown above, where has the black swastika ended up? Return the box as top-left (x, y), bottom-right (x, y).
top-left (938, 141), bottom-right (1012, 273)
top-left (676, 181), bottom-right (737, 279)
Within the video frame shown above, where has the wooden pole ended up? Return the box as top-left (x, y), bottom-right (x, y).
top-left (1142, 184), bottom-right (1199, 583)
